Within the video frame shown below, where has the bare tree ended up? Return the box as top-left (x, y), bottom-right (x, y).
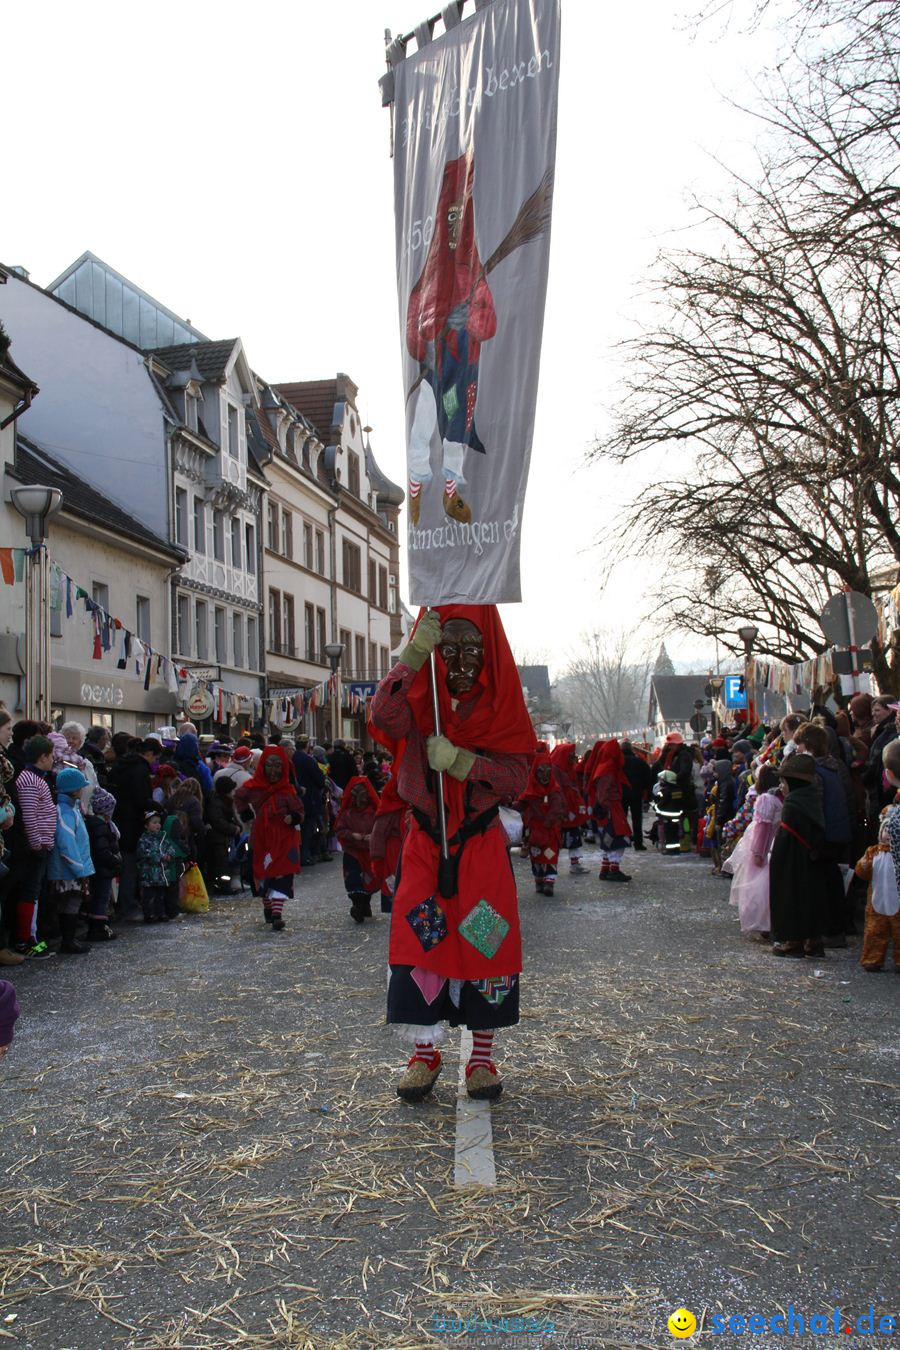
top-left (592, 1), bottom-right (900, 693)
top-left (555, 630), bottom-right (653, 742)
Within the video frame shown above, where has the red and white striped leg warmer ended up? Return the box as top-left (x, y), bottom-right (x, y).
top-left (413, 1039), bottom-right (440, 1070)
top-left (467, 1030), bottom-right (494, 1069)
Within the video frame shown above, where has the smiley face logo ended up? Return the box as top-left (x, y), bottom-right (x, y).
top-left (668, 1308), bottom-right (697, 1338)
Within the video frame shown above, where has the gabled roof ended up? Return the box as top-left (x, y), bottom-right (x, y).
top-left (518, 664), bottom-right (552, 697)
top-left (13, 435), bottom-right (185, 562)
top-left (149, 340), bottom-right (240, 382)
top-left (275, 379), bottom-right (342, 445)
top-left (649, 674), bottom-right (713, 723)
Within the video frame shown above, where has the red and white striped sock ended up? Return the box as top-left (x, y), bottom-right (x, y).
top-left (468, 1030), bottom-right (494, 1070)
top-left (413, 1039), bottom-right (440, 1070)
top-left (409, 480), bottom-right (422, 500)
top-left (600, 858), bottom-right (611, 875)
top-left (608, 860), bottom-right (620, 875)
top-left (444, 477), bottom-right (457, 500)
top-left (268, 891), bottom-right (286, 918)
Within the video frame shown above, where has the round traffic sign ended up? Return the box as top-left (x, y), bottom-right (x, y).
top-left (818, 591), bottom-right (878, 647)
top-left (689, 712), bottom-right (708, 733)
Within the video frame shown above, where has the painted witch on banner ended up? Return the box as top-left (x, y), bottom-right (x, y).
top-left (382, 0), bottom-right (561, 605)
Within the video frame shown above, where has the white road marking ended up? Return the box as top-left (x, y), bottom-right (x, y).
top-left (453, 1028), bottom-right (497, 1188)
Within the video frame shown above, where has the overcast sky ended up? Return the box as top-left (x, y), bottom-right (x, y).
top-left (4, 0), bottom-right (782, 675)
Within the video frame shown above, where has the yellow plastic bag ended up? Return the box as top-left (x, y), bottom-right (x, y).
top-left (179, 864), bottom-right (209, 914)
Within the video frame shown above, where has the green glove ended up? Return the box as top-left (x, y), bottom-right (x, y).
top-left (399, 611), bottom-right (443, 671)
top-left (446, 746), bottom-right (476, 781)
top-left (426, 735), bottom-right (458, 773)
top-left (426, 736), bottom-right (476, 781)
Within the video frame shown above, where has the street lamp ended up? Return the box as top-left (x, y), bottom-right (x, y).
top-left (737, 625), bottom-right (759, 727)
top-left (324, 641), bottom-right (344, 741)
top-left (10, 484), bottom-right (63, 722)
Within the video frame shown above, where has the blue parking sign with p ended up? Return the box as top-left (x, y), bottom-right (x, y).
top-left (724, 675), bottom-right (747, 709)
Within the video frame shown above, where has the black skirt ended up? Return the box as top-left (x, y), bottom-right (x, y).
top-left (387, 964), bottom-right (520, 1030)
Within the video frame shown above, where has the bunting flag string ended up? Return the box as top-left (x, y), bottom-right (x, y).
top-left (42, 556), bottom-right (265, 721)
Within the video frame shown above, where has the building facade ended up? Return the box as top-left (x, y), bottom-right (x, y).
top-left (0, 312), bottom-right (184, 731)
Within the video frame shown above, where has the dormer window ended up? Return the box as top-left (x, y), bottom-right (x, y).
top-left (227, 404), bottom-right (241, 460)
top-left (185, 385), bottom-right (202, 434)
top-left (347, 450), bottom-right (360, 498)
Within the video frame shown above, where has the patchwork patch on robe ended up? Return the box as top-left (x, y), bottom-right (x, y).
top-left (458, 898), bottom-right (509, 959)
top-left (405, 895), bottom-right (448, 952)
top-left (474, 974), bottom-right (517, 1006)
top-left (410, 966), bottom-right (447, 1004)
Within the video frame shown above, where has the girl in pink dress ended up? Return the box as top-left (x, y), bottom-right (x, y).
top-left (724, 766), bottom-right (783, 935)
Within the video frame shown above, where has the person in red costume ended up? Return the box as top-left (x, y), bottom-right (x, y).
top-left (233, 747), bottom-right (304, 932)
top-left (589, 741), bottom-right (633, 883)
top-left (550, 741), bottom-right (589, 875)
top-left (517, 752), bottom-right (567, 896)
top-left (406, 153), bottom-right (497, 529)
top-left (369, 606), bottom-right (534, 1102)
top-left (334, 776), bottom-right (380, 924)
top-left (368, 770), bottom-right (407, 915)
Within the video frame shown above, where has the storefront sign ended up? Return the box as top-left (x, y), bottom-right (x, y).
top-left (80, 681), bottom-right (125, 708)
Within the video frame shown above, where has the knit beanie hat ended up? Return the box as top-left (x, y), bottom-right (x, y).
top-left (91, 787), bottom-right (117, 817)
top-left (56, 767), bottom-right (89, 796)
top-left (0, 980), bottom-right (20, 1048)
top-left (779, 753), bottom-right (817, 783)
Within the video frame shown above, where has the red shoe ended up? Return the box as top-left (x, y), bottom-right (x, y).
top-left (465, 1060), bottom-right (503, 1100)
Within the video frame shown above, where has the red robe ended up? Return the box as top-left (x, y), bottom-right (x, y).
top-left (370, 604), bottom-right (534, 980)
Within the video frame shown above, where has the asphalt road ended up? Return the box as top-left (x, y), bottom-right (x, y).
top-left (0, 833), bottom-right (897, 1350)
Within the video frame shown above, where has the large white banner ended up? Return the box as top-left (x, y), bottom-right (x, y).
top-left (386, 0), bottom-right (561, 605)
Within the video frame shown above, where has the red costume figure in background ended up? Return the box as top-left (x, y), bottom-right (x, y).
top-left (335, 775), bottom-right (380, 924)
top-left (405, 154), bottom-right (497, 528)
top-left (369, 771), bottom-right (407, 914)
top-left (550, 741), bottom-right (589, 875)
top-left (370, 604), bottom-right (534, 1102)
top-left (233, 746), bottom-right (304, 931)
top-left (517, 752), bottom-right (567, 897)
top-left (588, 740), bottom-right (633, 883)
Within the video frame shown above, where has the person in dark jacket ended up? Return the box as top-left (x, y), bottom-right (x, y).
top-left (84, 787), bottom-right (122, 941)
top-left (206, 778), bottom-right (241, 890)
top-left (292, 736), bottom-right (326, 866)
top-left (621, 742), bottom-right (652, 850)
top-left (769, 754), bottom-right (826, 957)
top-left (168, 779), bottom-right (208, 875)
top-left (795, 721), bottom-right (854, 942)
top-left (328, 740), bottom-right (357, 790)
top-left (862, 699), bottom-right (899, 841)
top-left (106, 738), bottom-right (153, 917)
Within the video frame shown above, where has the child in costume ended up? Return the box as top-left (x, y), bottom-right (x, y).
top-left (233, 747), bottom-right (304, 932)
top-left (335, 775), bottom-right (380, 923)
top-left (517, 752), bottom-right (567, 896)
top-left (723, 765), bottom-right (782, 935)
top-left (550, 742), bottom-right (589, 874)
top-left (589, 741), bottom-right (633, 882)
top-left (370, 606), bottom-right (534, 1103)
